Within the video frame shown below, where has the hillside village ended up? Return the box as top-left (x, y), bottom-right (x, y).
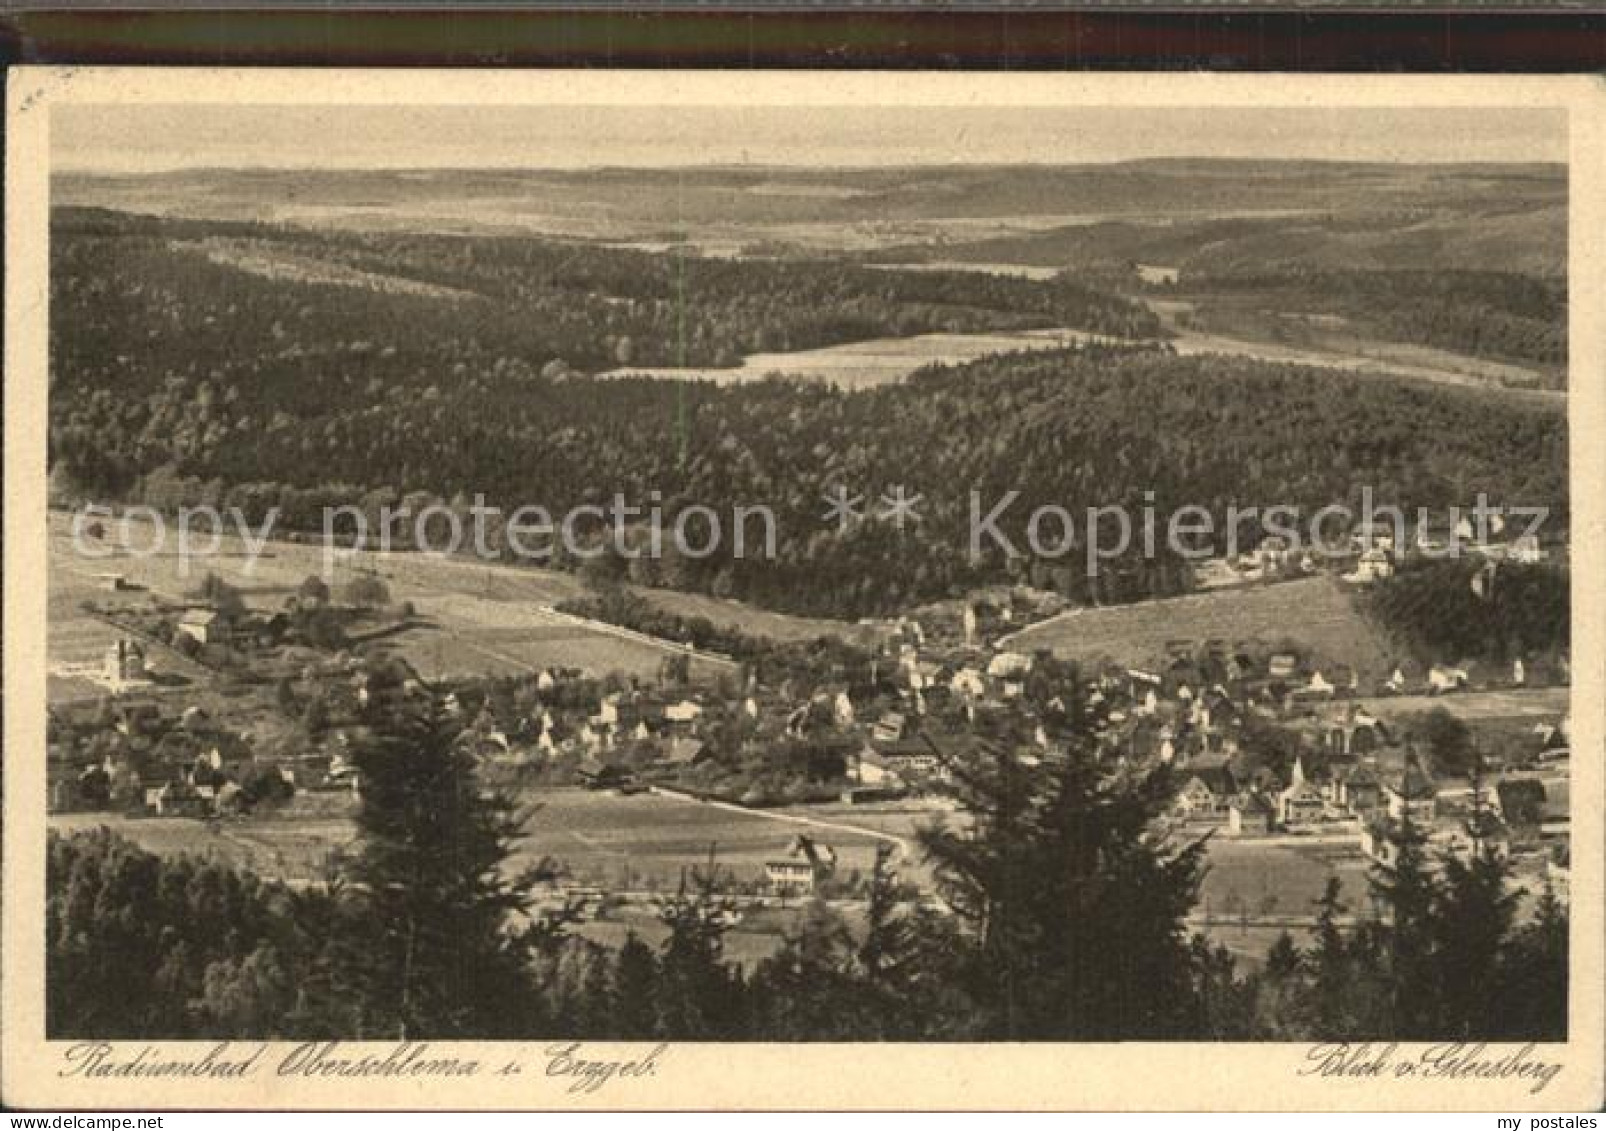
top-left (47, 518), bottom-right (1572, 913)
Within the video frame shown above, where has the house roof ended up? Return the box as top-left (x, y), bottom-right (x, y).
top-left (872, 735), bottom-right (939, 760)
top-left (1234, 793), bottom-right (1277, 817)
top-left (1187, 756), bottom-right (1236, 794)
top-left (1344, 762), bottom-right (1382, 787)
top-left (662, 738), bottom-right (708, 765)
top-left (1390, 761), bottom-right (1437, 800)
top-left (1495, 775), bottom-right (1543, 804)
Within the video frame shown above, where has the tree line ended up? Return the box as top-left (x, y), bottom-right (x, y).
top-left (1184, 267), bottom-right (1566, 368)
top-left (1364, 559), bottom-right (1569, 664)
top-left (51, 332), bottom-right (1568, 622)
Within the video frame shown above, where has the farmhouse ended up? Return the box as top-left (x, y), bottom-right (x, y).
top-left (1428, 664), bottom-right (1469, 694)
top-left (104, 638), bottom-right (150, 691)
top-left (1337, 762), bottom-right (1385, 815)
top-left (872, 711), bottom-right (910, 742)
top-left (577, 759), bottom-right (634, 790)
top-left (1228, 794), bottom-right (1276, 838)
top-left (176, 608), bottom-right (222, 646)
top-left (664, 698), bottom-right (704, 725)
top-left (1135, 263), bottom-right (1181, 286)
top-left (1267, 653), bottom-right (1300, 681)
top-left (1276, 758), bottom-right (1327, 829)
top-left (765, 834), bottom-right (837, 896)
top-left (1173, 753), bottom-right (1237, 825)
top-left (1385, 759), bottom-right (1437, 825)
top-left (655, 737), bottom-right (712, 772)
top-left (1509, 534), bottom-right (1547, 564)
top-left (853, 749), bottom-right (902, 788)
top-left (1344, 549), bottom-right (1394, 585)
top-left (765, 859), bottom-right (817, 896)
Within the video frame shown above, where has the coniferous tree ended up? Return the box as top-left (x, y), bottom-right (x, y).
top-left (611, 932), bottom-right (662, 1039)
top-left (1495, 880), bottom-right (1569, 1040)
top-left (1367, 805), bottom-right (1440, 1039)
top-left (920, 687), bottom-right (1207, 1039)
top-left (1432, 849), bottom-right (1520, 1037)
top-left (750, 900), bottom-right (876, 1040)
top-left (339, 667), bottom-right (542, 1038)
top-left (654, 857), bottom-right (746, 1039)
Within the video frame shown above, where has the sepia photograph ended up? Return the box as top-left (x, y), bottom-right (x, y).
top-left (3, 68), bottom-right (1602, 1112)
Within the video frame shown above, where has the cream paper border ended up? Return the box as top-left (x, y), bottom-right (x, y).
top-left (4, 67), bottom-right (1602, 1112)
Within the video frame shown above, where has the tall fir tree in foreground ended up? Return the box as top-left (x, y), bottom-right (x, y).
top-left (339, 663), bottom-right (543, 1038)
top-left (653, 853), bottom-right (748, 1039)
top-left (1495, 879), bottom-right (1569, 1041)
top-left (919, 685), bottom-right (1207, 1039)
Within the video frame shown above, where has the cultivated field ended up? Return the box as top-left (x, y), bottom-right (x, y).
top-left (1197, 838), bottom-right (1371, 923)
top-left (45, 513), bottom-right (770, 685)
top-left (55, 161), bottom-right (1566, 276)
top-left (604, 328), bottom-right (1116, 389)
top-left (180, 238), bottom-right (476, 300)
top-left (46, 564), bottom-right (214, 704)
top-left (1002, 575), bottom-right (1396, 677)
top-left (1354, 686), bottom-right (1569, 723)
top-left (48, 796), bottom-right (1395, 969)
top-left (46, 787), bottom-right (908, 891)
top-left (635, 587), bottom-right (871, 646)
top-left (512, 788), bottom-right (900, 889)
top-left (1150, 300), bottom-right (1562, 402)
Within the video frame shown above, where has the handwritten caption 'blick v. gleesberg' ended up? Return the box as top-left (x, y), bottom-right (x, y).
top-left (1300, 1042), bottom-right (1565, 1094)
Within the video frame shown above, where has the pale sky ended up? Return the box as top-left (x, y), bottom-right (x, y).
top-left (53, 104), bottom-right (1566, 172)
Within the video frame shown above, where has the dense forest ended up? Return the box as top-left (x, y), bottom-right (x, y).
top-left (47, 673), bottom-right (1567, 1042)
top-left (49, 210), bottom-right (1568, 620)
top-left (1364, 558), bottom-right (1570, 664)
top-left (1180, 267), bottom-right (1567, 368)
top-left (51, 207), bottom-right (1156, 384)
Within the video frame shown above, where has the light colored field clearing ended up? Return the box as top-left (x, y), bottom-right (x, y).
top-left (370, 620), bottom-right (727, 683)
top-left (602, 328), bottom-right (1117, 389)
top-left (1353, 687), bottom-right (1569, 723)
top-left (46, 514), bottom-right (751, 682)
top-left (1002, 575), bottom-right (1395, 677)
top-left (48, 674), bottom-right (107, 703)
top-left (1197, 839), bottom-right (1372, 923)
top-left (512, 788), bottom-right (892, 887)
top-left (1169, 326), bottom-right (1561, 401)
top-left (49, 812), bottom-right (357, 881)
top-left (1147, 299), bottom-right (1562, 403)
top-left (48, 612), bottom-right (121, 663)
top-left (633, 587), bottom-right (871, 645)
top-left (1322, 333), bottom-right (1559, 391)
top-left (865, 261), bottom-right (1065, 281)
top-left (46, 568), bottom-right (198, 703)
top-left (179, 238), bottom-right (476, 300)
top-left (49, 788), bottom-right (900, 890)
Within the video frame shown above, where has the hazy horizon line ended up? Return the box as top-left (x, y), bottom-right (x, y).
top-left (53, 154), bottom-right (1569, 177)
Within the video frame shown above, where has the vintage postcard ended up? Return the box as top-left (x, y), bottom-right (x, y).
top-left (3, 68), bottom-right (1602, 1111)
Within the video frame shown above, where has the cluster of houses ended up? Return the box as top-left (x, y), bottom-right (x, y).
top-left (1162, 690), bottom-right (1570, 867)
top-left (1235, 518), bottom-right (1558, 590)
top-left (52, 568), bottom-right (1573, 907)
top-left (47, 692), bottom-right (292, 818)
top-left (447, 659), bottom-right (975, 803)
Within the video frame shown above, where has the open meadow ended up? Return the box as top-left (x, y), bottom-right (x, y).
top-left (1001, 575), bottom-right (1396, 677)
top-left (47, 787), bottom-right (910, 889)
top-left (44, 512), bottom-right (815, 688)
top-left (604, 328), bottom-right (1116, 389)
